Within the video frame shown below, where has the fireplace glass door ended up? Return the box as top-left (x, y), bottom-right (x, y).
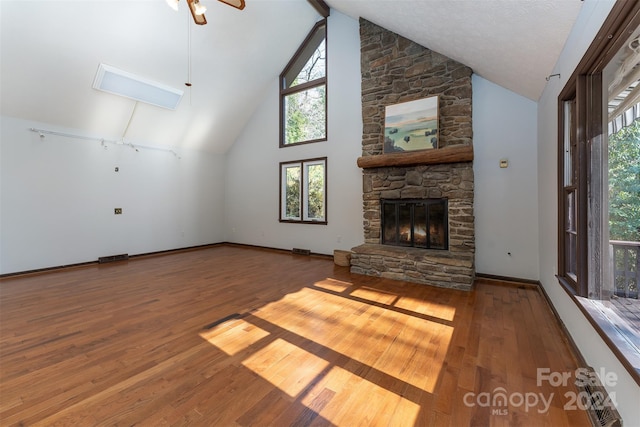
top-left (382, 199), bottom-right (448, 250)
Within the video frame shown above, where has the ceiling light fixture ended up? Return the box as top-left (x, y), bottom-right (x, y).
top-left (218, 0), bottom-right (245, 10)
top-left (168, 0), bottom-right (246, 25)
top-left (187, 0), bottom-right (207, 25)
top-left (166, 0), bottom-right (180, 11)
top-left (193, 0), bottom-right (207, 15)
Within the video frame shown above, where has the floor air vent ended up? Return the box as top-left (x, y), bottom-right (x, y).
top-left (98, 254), bottom-right (129, 263)
top-left (575, 367), bottom-right (622, 427)
top-left (292, 248), bottom-right (311, 256)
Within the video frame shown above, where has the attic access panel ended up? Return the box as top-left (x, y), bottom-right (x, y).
top-left (92, 63), bottom-right (183, 110)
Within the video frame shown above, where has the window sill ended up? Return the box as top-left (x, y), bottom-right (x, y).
top-left (577, 296), bottom-right (640, 376)
top-left (556, 276), bottom-right (640, 386)
top-left (279, 219), bottom-right (327, 225)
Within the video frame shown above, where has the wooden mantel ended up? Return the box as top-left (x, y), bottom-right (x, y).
top-left (357, 144), bottom-right (473, 169)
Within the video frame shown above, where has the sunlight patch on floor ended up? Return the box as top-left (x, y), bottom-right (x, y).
top-left (254, 287), bottom-right (453, 392)
top-left (394, 295), bottom-right (457, 321)
top-left (314, 278), bottom-right (353, 293)
top-left (241, 338), bottom-right (330, 398)
top-left (198, 283), bottom-right (454, 409)
top-left (199, 319), bottom-right (269, 356)
top-left (301, 365), bottom-right (421, 426)
top-left (350, 286), bottom-right (400, 305)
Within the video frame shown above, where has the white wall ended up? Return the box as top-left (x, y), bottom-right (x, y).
top-left (537, 0), bottom-right (640, 423)
top-left (0, 116), bottom-right (226, 274)
top-left (4, 2), bottom-right (635, 420)
top-left (224, 11), bottom-right (363, 255)
top-left (473, 75), bottom-right (539, 280)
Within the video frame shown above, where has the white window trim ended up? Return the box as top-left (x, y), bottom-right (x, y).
top-left (280, 158), bottom-right (327, 224)
top-left (281, 163), bottom-right (302, 221)
top-left (303, 159), bottom-right (326, 222)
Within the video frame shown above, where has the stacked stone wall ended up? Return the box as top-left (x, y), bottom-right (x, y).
top-left (359, 18), bottom-right (473, 156)
top-left (352, 19), bottom-right (475, 290)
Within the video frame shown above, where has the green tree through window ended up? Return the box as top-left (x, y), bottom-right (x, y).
top-left (306, 162), bottom-right (325, 220)
top-left (285, 165), bottom-right (301, 219)
top-left (280, 158), bottom-right (327, 223)
top-left (280, 21), bottom-right (326, 147)
top-left (609, 119), bottom-right (640, 241)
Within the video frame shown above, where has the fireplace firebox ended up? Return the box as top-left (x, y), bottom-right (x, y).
top-left (381, 199), bottom-right (448, 250)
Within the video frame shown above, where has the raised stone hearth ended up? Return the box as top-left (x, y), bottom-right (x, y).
top-left (351, 19), bottom-right (475, 291)
top-left (351, 244), bottom-right (474, 290)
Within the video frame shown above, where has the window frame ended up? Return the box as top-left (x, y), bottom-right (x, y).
top-left (557, 1), bottom-right (640, 294)
top-left (279, 157), bottom-right (328, 224)
top-left (279, 20), bottom-right (328, 148)
top-left (556, 0), bottom-right (640, 386)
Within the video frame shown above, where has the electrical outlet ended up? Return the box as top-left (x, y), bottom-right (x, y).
top-left (114, 208), bottom-right (122, 215)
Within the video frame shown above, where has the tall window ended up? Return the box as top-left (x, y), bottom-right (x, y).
top-left (558, 2), bottom-right (640, 299)
top-left (280, 158), bottom-right (327, 223)
top-left (561, 99), bottom-right (580, 290)
top-left (557, 0), bottom-right (640, 383)
top-left (280, 20), bottom-right (327, 147)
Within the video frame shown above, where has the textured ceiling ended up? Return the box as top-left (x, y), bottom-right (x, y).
top-left (326, 0), bottom-right (584, 101)
top-left (0, 0), bottom-right (583, 153)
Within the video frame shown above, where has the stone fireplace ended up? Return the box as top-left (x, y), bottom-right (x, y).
top-left (350, 19), bottom-right (475, 291)
top-left (381, 198), bottom-right (448, 250)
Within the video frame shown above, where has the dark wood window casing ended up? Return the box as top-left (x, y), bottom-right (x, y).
top-left (279, 20), bottom-right (328, 148)
top-left (557, 0), bottom-right (640, 386)
top-left (557, 1), bottom-right (640, 295)
top-left (279, 157), bottom-right (327, 225)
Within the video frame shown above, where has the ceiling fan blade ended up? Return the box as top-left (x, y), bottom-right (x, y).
top-left (218, 0), bottom-right (245, 10)
top-left (186, 0), bottom-right (207, 25)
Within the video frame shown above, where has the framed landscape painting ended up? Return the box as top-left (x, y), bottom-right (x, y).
top-left (384, 95), bottom-right (439, 153)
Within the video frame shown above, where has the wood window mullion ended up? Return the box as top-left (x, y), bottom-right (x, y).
top-left (575, 75), bottom-right (589, 297)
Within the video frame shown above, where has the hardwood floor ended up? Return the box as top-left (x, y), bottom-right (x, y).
top-left (0, 246), bottom-right (591, 426)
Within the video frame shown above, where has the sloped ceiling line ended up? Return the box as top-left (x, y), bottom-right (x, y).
top-left (1, 1), bottom-right (582, 154)
top-left (325, 0), bottom-right (583, 102)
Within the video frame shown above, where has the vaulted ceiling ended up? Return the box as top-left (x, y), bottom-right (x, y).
top-left (327, 0), bottom-right (584, 101)
top-left (0, 1), bottom-right (583, 154)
